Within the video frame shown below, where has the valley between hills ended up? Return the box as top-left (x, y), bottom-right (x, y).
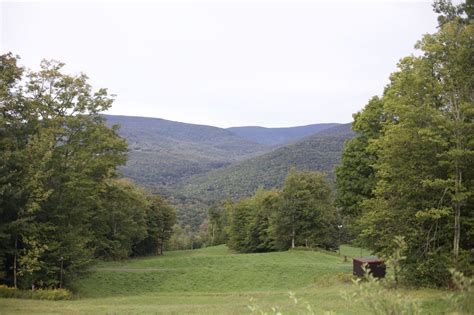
top-left (104, 115), bottom-right (353, 228)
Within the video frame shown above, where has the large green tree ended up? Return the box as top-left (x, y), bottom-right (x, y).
top-left (274, 171), bottom-right (336, 250)
top-left (335, 96), bottom-right (385, 219)
top-left (351, 1), bottom-right (473, 285)
top-left (207, 201), bottom-right (231, 246)
top-left (0, 55), bottom-right (130, 288)
top-left (227, 198), bottom-right (254, 252)
top-left (247, 189), bottom-right (280, 252)
top-left (93, 179), bottom-right (148, 260)
top-left (132, 195), bottom-right (177, 256)
top-left (226, 188), bottom-right (280, 253)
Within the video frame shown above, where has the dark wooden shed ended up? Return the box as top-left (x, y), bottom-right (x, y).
top-left (353, 257), bottom-right (386, 278)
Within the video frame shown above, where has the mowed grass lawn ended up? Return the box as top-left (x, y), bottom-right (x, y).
top-left (0, 245), bottom-right (452, 314)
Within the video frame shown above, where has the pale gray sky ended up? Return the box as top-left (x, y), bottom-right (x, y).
top-left (1, 0), bottom-right (439, 127)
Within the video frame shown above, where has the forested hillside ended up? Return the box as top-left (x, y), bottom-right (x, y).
top-left (104, 115), bottom-right (341, 196)
top-left (104, 115), bottom-right (269, 192)
top-left (179, 124), bottom-right (354, 204)
top-left (227, 123), bottom-right (339, 146)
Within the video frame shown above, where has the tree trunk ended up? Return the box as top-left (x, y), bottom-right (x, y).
top-left (453, 205), bottom-right (460, 259)
top-left (453, 169), bottom-right (461, 260)
top-left (211, 224), bottom-right (215, 246)
top-left (291, 227), bottom-right (295, 249)
top-left (59, 258), bottom-right (64, 289)
top-left (450, 84), bottom-right (468, 262)
top-left (13, 236), bottom-right (18, 289)
top-left (452, 99), bottom-right (462, 261)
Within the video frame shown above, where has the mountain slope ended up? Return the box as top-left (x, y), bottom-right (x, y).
top-left (104, 115), bottom-right (269, 191)
top-left (179, 124), bottom-right (354, 204)
top-left (104, 115), bottom-right (342, 194)
top-left (227, 123), bottom-right (339, 146)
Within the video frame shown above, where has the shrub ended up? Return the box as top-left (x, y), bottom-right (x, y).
top-left (0, 285), bottom-right (17, 298)
top-left (0, 285), bottom-right (72, 300)
top-left (336, 273), bottom-right (356, 284)
top-left (444, 269), bottom-right (474, 313)
top-left (402, 252), bottom-right (452, 287)
top-left (346, 272), bottom-right (422, 315)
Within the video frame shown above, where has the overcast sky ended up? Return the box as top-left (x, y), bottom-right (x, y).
top-left (2, 0), bottom-right (440, 128)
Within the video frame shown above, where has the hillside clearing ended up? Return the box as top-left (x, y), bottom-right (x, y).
top-left (0, 245), bottom-right (453, 314)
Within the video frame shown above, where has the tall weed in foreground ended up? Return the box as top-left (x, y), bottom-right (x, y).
top-left (343, 236), bottom-right (421, 314)
top-left (247, 268), bottom-right (473, 315)
top-left (247, 236), bottom-right (473, 314)
top-left (247, 297), bottom-right (282, 315)
top-left (345, 269), bottom-right (421, 315)
top-left (443, 269), bottom-right (474, 314)
top-left (247, 293), bottom-right (335, 315)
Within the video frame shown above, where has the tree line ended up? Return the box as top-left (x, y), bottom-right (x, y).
top-left (206, 170), bottom-right (338, 253)
top-left (0, 54), bottom-right (176, 290)
top-left (335, 0), bottom-right (473, 286)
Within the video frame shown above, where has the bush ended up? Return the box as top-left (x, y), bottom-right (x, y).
top-left (0, 285), bottom-right (72, 300)
top-left (336, 273), bottom-right (356, 284)
top-left (444, 269), bottom-right (474, 313)
top-left (402, 252), bottom-right (452, 287)
top-left (457, 249), bottom-right (474, 277)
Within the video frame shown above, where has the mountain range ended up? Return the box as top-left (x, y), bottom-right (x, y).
top-left (179, 123), bottom-right (353, 204)
top-left (104, 115), bottom-right (268, 190)
top-left (104, 115), bottom-right (354, 227)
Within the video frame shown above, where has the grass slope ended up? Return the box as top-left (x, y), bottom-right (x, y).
top-left (0, 245), bottom-right (452, 314)
top-left (74, 245), bottom-right (348, 297)
top-left (180, 124), bottom-right (355, 203)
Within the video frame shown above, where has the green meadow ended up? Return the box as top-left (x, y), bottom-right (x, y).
top-left (0, 245), bottom-right (453, 314)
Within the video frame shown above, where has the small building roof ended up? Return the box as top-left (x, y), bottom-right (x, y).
top-left (353, 257), bottom-right (384, 263)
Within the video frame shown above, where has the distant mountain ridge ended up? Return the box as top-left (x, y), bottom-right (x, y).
top-left (104, 115), bottom-right (343, 191)
top-left (227, 123), bottom-right (339, 146)
top-left (104, 115), bottom-right (268, 191)
top-left (102, 114), bottom-right (352, 227)
top-left (179, 123), bottom-right (354, 204)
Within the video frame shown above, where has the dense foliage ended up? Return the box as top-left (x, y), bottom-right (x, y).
top-left (335, 97), bottom-right (384, 219)
top-left (336, 0), bottom-right (474, 286)
top-left (216, 171), bottom-right (338, 253)
top-left (133, 196), bottom-right (176, 256)
top-left (0, 55), bottom-right (176, 290)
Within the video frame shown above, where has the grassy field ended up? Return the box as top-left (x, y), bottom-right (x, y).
top-left (0, 245), bottom-right (455, 314)
top-left (339, 244), bottom-right (372, 258)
